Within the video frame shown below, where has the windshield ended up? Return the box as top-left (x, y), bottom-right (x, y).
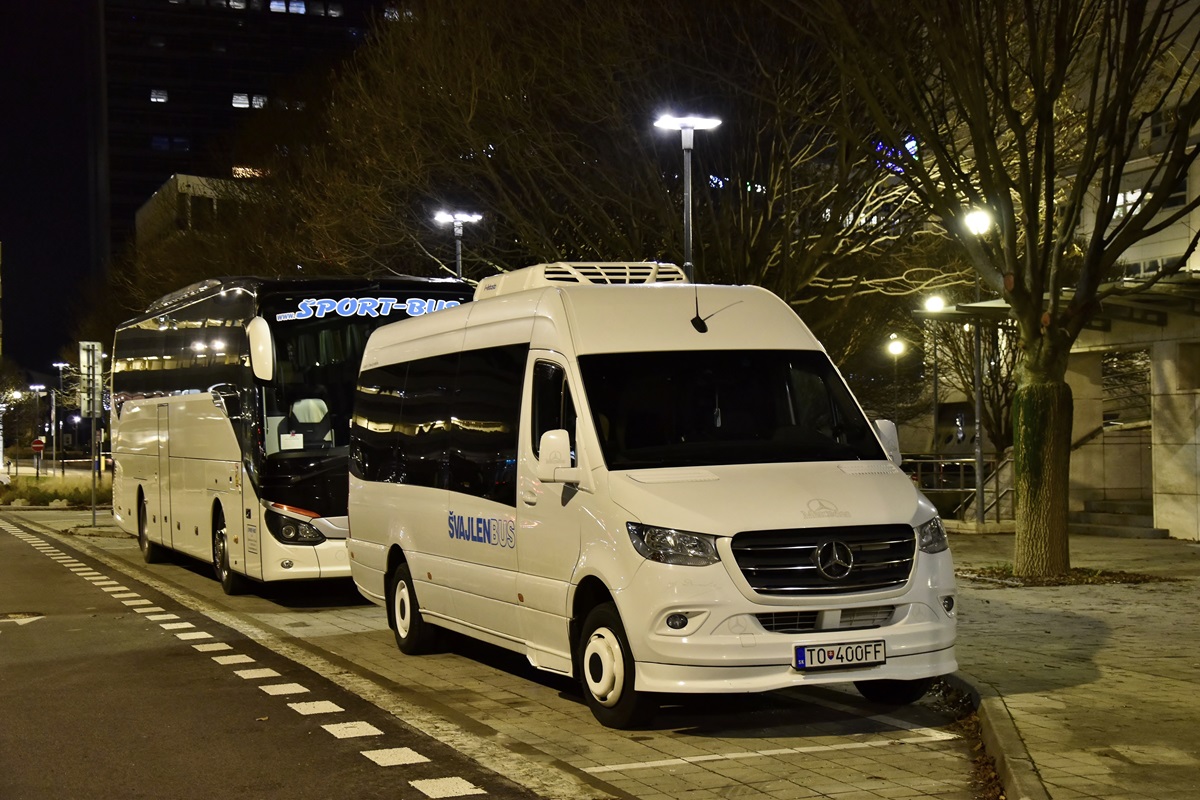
top-left (258, 289), bottom-right (464, 456)
top-left (578, 350), bottom-right (884, 470)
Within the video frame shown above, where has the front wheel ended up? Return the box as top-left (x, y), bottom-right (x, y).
top-left (212, 511), bottom-right (249, 596)
top-left (855, 677), bottom-right (935, 706)
top-left (137, 494), bottom-right (167, 564)
top-left (577, 603), bottom-right (656, 729)
top-left (389, 562), bottom-right (437, 655)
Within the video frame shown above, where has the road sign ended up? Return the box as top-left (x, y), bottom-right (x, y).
top-left (31, 440), bottom-right (45, 453)
top-left (79, 341), bottom-right (103, 418)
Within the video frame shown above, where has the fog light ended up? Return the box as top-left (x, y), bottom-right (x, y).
top-left (281, 559), bottom-right (294, 570)
top-left (941, 595), bottom-right (956, 614)
top-left (666, 613), bottom-right (689, 630)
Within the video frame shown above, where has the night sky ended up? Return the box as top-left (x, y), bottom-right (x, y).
top-left (0, 5), bottom-right (95, 375)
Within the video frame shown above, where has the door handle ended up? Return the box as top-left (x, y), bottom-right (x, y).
top-left (521, 491), bottom-right (538, 506)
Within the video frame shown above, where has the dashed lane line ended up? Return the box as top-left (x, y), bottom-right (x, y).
top-left (1, 519), bottom-right (607, 799)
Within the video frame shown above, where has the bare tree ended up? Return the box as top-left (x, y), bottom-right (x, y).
top-left (786, 0), bottom-right (1200, 575)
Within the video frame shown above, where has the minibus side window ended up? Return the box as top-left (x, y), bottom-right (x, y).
top-left (449, 345), bottom-right (525, 505)
top-left (531, 361), bottom-right (577, 466)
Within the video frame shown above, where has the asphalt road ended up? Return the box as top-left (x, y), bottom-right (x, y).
top-left (0, 517), bottom-right (540, 800)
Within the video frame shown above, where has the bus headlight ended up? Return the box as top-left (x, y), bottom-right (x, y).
top-left (266, 510), bottom-right (326, 546)
top-left (627, 522), bottom-right (719, 566)
top-left (916, 516), bottom-right (949, 554)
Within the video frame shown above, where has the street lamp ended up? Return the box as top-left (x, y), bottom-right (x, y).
top-left (886, 334), bottom-right (906, 421)
top-left (29, 384), bottom-right (46, 479)
top-left (963, 207), bottom-right (991, 525)
top-left (434, 211), bottom-right (482, 279)
top-left (654, 114), bottom-right (722, 282)
top-left (923, 296), bottom-right (945, 453)
top-left (51, 362), bottom-right (68, 470)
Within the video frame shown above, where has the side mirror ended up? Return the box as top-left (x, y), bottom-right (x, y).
top-left (874, 419), bottom-right (902, 465)
top-left (536, 429), bottom-right (582, 484)
top-left (210, 383), bottom-right (241, 419)
top-left (247, 316), bottom-right (274, 383)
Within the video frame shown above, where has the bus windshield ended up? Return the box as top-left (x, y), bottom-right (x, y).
top-left (577, 350), bottom-right (884, 470)
top-left (258, 291), bottom-right (462, 456)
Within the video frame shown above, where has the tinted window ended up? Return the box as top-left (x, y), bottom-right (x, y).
top-left (449, 345), bottom-right (526, 505)
top-left (531, 361), bottom-right (577, 464)
top-left (351, 344), bottom-right (527, 506)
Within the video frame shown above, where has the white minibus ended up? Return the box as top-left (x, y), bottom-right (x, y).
top-left (347, 262), bottom-right (956, 728)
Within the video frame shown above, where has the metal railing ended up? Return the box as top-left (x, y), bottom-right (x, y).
top-left (903, 454), bottom-right (1014, 523)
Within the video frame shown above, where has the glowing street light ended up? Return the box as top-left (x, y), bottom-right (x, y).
top-left (964, 208), bottom-right (993, 236)
top-left (886, 335), bottom-right (906, 421)
top-left (655, 114), bottom-right (722, 282)
top-left (434, 211), bottom-right (482, 279)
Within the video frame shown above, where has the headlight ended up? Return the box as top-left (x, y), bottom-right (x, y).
top-left (916, 516), bottom-right (948, 554)
top-left (626, 522), bottom-right (719, 566)
top-left (266, 510), bottom-right (326, 546)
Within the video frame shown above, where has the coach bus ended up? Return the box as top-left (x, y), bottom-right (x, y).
top-left (111, 275), bottom-right (472, 594)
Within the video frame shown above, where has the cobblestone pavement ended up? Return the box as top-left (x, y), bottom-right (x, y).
top-left (8, 509), bottom-right (981, 800)
top-left (951, 533), bottom-right (1200, 800)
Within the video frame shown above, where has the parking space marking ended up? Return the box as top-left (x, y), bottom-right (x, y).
top-left (176, 631), bottom-right (212, 640)
top-left (193, 643), bottom-right (233, 653)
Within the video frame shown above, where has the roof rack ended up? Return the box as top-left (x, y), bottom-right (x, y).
top-left (474, 262), bottom-right (688, 300)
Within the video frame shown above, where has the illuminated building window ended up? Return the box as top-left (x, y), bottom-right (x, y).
top-left (252, 94), bottom-right (268, 109)
top-left (289, 1), bottom-right (306, 13)
top-left (270, 0), bottom-right (286, 11)
top-left (327, 2), bottom-right (342, 17)
top-left (232, 93), bottom-right (250, 108)
top-left (150, 89), bottom-right (168, 103)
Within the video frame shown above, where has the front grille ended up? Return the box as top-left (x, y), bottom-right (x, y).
top-left (756, 605), bottom-right (896, 634)
top-left (731, 525), bottom-right (915, 596)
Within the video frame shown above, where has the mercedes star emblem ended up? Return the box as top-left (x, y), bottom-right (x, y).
top-left (813, 540), bottom-right (854, 580)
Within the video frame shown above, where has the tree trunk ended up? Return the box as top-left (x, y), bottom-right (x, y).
top-left (1011, 377), bottom-right (1073, 577)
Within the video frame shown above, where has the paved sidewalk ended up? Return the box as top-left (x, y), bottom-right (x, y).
top-left (11, 508), bottom-right (1200, 799)
top-left (949, 533), bottom-right (1200, 800)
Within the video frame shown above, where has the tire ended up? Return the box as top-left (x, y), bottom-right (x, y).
top-left (855, 677), bottom-right (935, 706)
top-left (137, 493), bottom-right (167, 564)
top-left (577, 603), bottom-right (656, 729)
top-left (389, 562), bottom-right (437, 655)
top-left (212, 509), bottom-right (249, 596)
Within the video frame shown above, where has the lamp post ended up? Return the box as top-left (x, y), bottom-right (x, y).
top-left (29, 384), bottom-right (46, 478)
top-left (654, 114), bottom-right (721, 282)
top-left (886, 334), bottom-right (906, 421)
top-left (963, 209), bottom-right (991, 525)
top-left (434, 211), bottom-right (482, 279)
top-left (52, 361), bottom-right (68, 471)
top-left (923, 296), bottom-right (945, 454)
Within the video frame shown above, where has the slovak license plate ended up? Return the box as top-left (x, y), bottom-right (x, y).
top-left (796, 640), bottom-right (885, 670)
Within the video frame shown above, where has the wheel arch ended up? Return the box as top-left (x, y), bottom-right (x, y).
top-left (569, 575), bottom-right (614, 678)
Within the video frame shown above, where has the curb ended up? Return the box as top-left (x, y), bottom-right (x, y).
top-left (944, 672), bottom-right (1050, 800)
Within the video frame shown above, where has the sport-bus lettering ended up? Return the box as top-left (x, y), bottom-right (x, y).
top-left (276, 297), bottom-right (460, 321)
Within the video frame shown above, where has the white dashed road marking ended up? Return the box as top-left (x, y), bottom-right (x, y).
top-left (322, 721), bottom-right (382, 739)
top-left (288, 700), bottom-right (344, 715)
top-left (411, 777), bottom-right (486, 798)
top-left (235, 668), bottom-right (280, 680)
top-left (362, 747), bottom-right (430, 766)
top-left (2, 521), bottom-right (499, 798)
top-left (260, 683), bottom-right (309, 696)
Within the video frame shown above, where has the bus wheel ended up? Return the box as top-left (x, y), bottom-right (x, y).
top-left (389, 562), bottom-right (436, 655)
top-left (212, 510), bottom-right (248, 596)
top-left (137, 493), bottom-right (167, 564)
top-left (577, 603), bottom-right (655, 729)
top-left (854, 677), bottom-right (934, 706)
